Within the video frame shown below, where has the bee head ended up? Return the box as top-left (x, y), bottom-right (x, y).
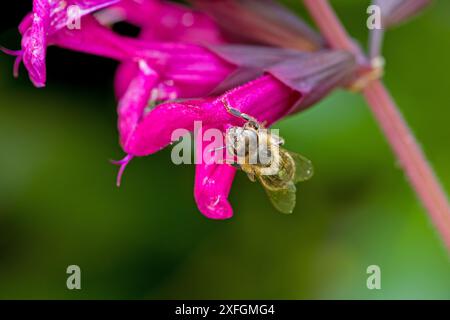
top-left (226, 126), bottom-right (259, 159)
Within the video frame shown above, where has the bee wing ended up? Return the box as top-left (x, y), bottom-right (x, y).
top-left (258, 177), bottom-right (297, 214)
top-left (289, 152), bottom-right (314, 183)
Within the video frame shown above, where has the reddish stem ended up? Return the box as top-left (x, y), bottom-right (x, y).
top-left (303, 0), bottom-right (450, 251)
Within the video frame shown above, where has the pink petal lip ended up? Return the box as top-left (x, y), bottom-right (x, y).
top-left (8, 0), bottom-right (121, 87)
top-left (117, 60), bottom-right (159, 150)
top-left (194, 127), bottom-right (236, 220)
top-left (20, 0), bottom-right (50, 88)
top-left (195, 173), bottom-right (235, 220)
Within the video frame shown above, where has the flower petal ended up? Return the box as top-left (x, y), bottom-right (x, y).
top-left (21, 0), bottom-right (51, 87)
top-left (50, 0), bottom-right (120, 31)
top-left (128, 41), bottom-right (236, 98)
top-left (49, 15), bottom-right (135, 60)
top-left (118, 60), bottom-right (159, 150)
top-left (126, 74), bottom-right (298, 156)
top-left (369, 0), bottom-right (432, 58)
top-left (13, 0), bottom-right (119, 87)
top-left (194, 127), bottom-right (236, 219)
top-left (374, 0), bottom-right (433, 27)
top-left (221, 75), bottom-right (299, 125)
top-left (194, 163), bottom-right (236, 220)
top-left (191, 0), bottom-right (323, 51)
top-left (207, 44), bottom-right (304, 93)
top-left (105, 0), bottom-right (225, 44)
top-left (265, 50), bottom-right (357, 113)
top-left (125, 98), bottom-right (231, 155)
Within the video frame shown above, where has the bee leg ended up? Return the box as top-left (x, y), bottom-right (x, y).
top-left (229, 163), bottom-right (241, 169)
top-left (246, 172), bottom-right (256, 182)
top-left (221, 97), bottom-right (260, 127)
top-left (275, 136), bottom-right (285, 146)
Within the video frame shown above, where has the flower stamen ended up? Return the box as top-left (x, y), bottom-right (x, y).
top-left (111, 154), bottom-right (134, 187)
top-left (1, 47), bottom-right (24, 78)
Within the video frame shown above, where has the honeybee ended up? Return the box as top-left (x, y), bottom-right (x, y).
top-left (223, 98), bottom-right (314, 214)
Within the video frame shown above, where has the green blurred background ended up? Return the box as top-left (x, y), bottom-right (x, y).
top-left (0, 0), bottom-right (449, 299)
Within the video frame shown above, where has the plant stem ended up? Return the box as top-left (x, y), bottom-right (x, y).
top-left (303, 0), bottom-right (450, 251)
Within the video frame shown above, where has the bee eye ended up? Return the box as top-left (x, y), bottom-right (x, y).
top-left (270, 134), bottom-right (284, 146)
top-left (228, 129), bottom-right (256, 157)
top-left (225, 127), bottom-right (242, 156)
top-left (243, 130), bottom-right (258, 149)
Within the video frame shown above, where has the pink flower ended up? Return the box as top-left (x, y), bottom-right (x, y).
top-left (123, 50), bottom-right (355, 219)
top-left (1, 0), bottom-right (119, 87)
top-left (1, 1), bottom-right (355, 220)
top-left (110, 0), bottom-right (228, 156)
top-left (103, 0), bottom-right (226, 44)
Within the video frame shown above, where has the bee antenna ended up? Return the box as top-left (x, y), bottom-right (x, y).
top-left (207, 146), bottom-right (227, 153)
